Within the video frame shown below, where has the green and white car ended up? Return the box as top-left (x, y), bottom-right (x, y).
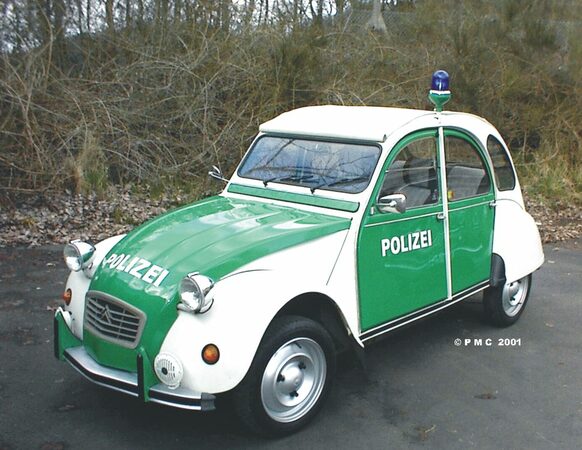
top-left (54, 73), bottom-right (544, 435)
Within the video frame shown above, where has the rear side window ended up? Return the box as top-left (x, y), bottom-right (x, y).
top-left (445, 136), bottom-right (491, 201)
top-left (486, 136), bottom-right (516, 191)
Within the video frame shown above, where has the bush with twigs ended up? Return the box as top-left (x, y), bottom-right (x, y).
top-left (0, 0), bottom-right (580, 206)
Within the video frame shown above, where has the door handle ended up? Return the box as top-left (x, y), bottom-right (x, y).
top-left (489, 200), bottom-right (497, 208)
top-left (436, 212), bottom-right (445, 221)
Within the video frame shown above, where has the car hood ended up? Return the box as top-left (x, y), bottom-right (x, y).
top-left (84, 195), bottom-right (351, 369)
top-left (91, 195), bottom-right (350, 297)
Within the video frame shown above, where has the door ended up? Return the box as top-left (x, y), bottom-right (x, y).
top-left (443, 131), bottom-right (495, 294)
top-left (357, 130), bottom-right (448, 332)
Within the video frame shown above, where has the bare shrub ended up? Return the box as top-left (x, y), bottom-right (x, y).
top-left (0, 0), bottom-right (580, 208)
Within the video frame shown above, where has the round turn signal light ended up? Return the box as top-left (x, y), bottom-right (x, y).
top-left (63, 288), bottom-right (72, 306)
top-left (202, 344), bottom-right (220, 365)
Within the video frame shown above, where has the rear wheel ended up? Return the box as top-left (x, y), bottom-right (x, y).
top-left (233, 316), bottom-right (336, 436)
top-left (484, 274), bottom-right (532, 327)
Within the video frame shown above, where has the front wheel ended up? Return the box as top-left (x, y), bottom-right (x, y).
top-left (233, 316), bottom-right (336, 436)
top-left (484, 274), bottom-right (532, 327)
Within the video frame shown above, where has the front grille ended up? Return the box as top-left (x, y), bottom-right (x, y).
top-left (84, 292), bottom-right (146, 348)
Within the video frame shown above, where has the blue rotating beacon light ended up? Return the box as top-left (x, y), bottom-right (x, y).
top-left (428, 70), bottom-right (451, 112)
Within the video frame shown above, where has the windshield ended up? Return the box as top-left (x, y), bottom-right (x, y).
top-left (238, 136), bottom-right (381, 194)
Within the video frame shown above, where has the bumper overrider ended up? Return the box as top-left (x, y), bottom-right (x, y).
top-left (53, 308), bottom-right (215, 411)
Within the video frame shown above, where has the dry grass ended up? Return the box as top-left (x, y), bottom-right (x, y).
top-left (0, 0), bottom-right (580, 208)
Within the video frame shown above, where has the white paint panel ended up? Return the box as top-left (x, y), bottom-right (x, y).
top-left (493, 200), bottom-right (544, 282)
top-left (159, 231), bottom-right (356, 393)
top-left (259, 105), bottom-right (431, 142)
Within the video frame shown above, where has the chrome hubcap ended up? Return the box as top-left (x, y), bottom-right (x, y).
top-left (261, 338), bottom-right (326, 423)
top-left (502, 276), bottom-right (529, 317)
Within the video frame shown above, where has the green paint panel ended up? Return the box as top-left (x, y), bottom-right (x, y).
top-left (358, 207), bottom-right (447, 330)
top-left (357, 129), bottom-right (447, 331)
top-left (54, 311), bottom-right (82, 361)
top-left (83, 331), bottom-right (140, 372)
top-left (448, 196), bottom-right (495, 293)
top-left (444, 129), bottom-right (495, 294)
top-left (228, 183), bottom-right (360, 212)
top-left (85, 195), bottom-right (350, 370)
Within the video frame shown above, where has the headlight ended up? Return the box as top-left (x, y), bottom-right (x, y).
top-left (63, 240), bottom-right (95, 272)
top-left (178, 272), bottom-right (214, 314)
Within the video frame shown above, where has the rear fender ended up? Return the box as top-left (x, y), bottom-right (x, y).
top-left (493, 200), bottom-right (544, 283)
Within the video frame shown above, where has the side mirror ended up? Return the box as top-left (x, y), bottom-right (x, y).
top-left (208, 165), bottom-right (228, 184)
top-left (377, 193), bottom-right (407, 214)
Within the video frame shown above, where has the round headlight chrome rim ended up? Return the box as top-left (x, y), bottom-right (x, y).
top-left (178, 272), bottom-right (214, 314)
top-left (64, 240), bottom-right (95, 272)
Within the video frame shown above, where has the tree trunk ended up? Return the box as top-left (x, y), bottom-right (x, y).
top-left (160, 0), bottom-right (169, 23)
top-left (221, 0), bottom-right (230, 31)
top-left (125, 0), bottom-right (131, 27)
top-left (367, 0), bottom-right (387, 33)
top-left (263, 0), bottom-right (269, 25)
top-left (175, 0), bottom-right (182, 22)
top-left (105, 0), bottom-right (114, 33)
top-left (75, 0), bottom-right (84, 34)
top-left (245, 0), bottom-right (255, 28)
top-left (35, 0), bottom-right (52, 46)
top-left (53, 0), bottom-right (66, 63)
top-left (137, 0), bottom-right (144, 25)
top-left (336, 0), bottom-right (344, 18)
top-left (86, 0), bottom-right (91, 32)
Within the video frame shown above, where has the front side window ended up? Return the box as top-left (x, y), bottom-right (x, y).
top-left (379, 137), bottom-right (439, 209)
top-left (445, 136), bottom-right (491, 201)
top-left (238, 136), bottom-right (381, 194)
top-left (486, 136), bottom-right (516, 191)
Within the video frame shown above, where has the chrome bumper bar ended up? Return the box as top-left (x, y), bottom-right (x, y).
top-left (64, 346), bottom-right (215, 411)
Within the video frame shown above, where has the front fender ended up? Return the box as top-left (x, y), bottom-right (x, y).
top-left (157, 270), bottom-right (346, 394)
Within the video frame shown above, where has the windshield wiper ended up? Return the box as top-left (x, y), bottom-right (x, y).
top-left (263, 174), bottom-right (317, 187)
top-left (310, 176), bottom-right (369, 193)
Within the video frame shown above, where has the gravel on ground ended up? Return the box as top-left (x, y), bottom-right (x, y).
top-left (0, 190), bottom-right (580, 248)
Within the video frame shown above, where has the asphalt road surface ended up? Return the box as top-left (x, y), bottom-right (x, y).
top-left (1, 240), bottom-right (581, 450)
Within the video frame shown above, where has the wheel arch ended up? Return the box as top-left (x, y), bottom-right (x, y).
top-left (274, 292), bottom-right (364, 365)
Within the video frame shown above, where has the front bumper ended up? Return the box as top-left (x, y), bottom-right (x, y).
top-left (54, 308), bottom-right (215, 411)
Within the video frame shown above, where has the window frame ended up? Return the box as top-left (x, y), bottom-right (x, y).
top-left (485, 135), bottom-right (517, 192)
top-left (443, 130), bottom-right (494, 202)
top-left (237, 134), bottom-right (383, 195)
top-left (376, 134), bottom-right (440, 211)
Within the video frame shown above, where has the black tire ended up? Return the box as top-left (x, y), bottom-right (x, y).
top-left (484, 274), bottom-right (532, 327)
top-left (232, 315), bottom-right (336, 436)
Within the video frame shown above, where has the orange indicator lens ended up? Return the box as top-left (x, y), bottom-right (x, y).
top-left (63, 288), bottom-right (72, 305)
top-left (202, 344), bottom-right (220, 365)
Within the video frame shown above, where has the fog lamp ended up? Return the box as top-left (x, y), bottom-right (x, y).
top-left (154, 353), bottom-right (184, 389)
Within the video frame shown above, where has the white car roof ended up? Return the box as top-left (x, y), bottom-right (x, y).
top-left (259, 105), bottom-right (434, 143)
